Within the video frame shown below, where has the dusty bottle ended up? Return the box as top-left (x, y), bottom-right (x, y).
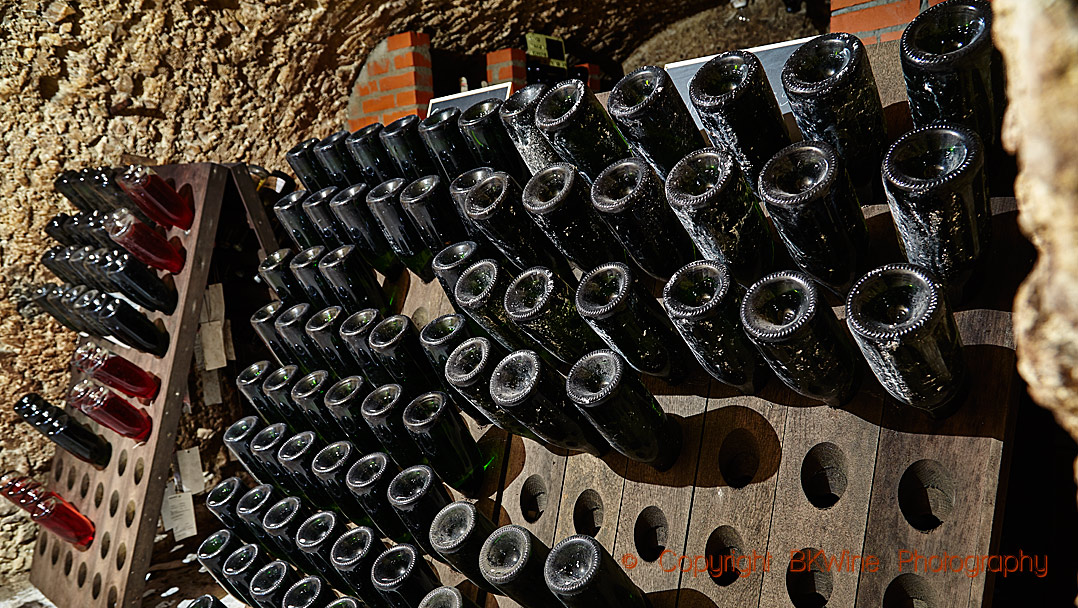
top-left (315, 131), bottom-right (367, 188)
top-left (846, 263), bottom-right (966, 417)
top-left (566, 350), bottom-right (682, 471)
top-left (758, 141), bottom-right (869, 294)
top-left (368, 315), bottom-right (443, 388)
top-left (330, 526), bottom-right (390, 606)
top-left (386, 465), bottom-right (453, 556)
top-left (455, 259), bottom-right (529, 351)
top-left (428, 501), bottom-right (501, 594)
top-left (534, 79), bottom-right (630, 181)
top-left (432, 241), bottom-right (482, 307)
top-left (345, 452), bottom-right (411, 542)
top-left (575, 262), bottom-right (691, 383)
top-left (418, 314), bottom-right (474, 375)
top-left (447, 168), bottom-right (498, 243)
top-left (882, 123), bottom-right (989, 294)
top-left (463, 173), bottom-right (572, 275)
top-left (72, 342), bottom-right (160, 401)
top-left (521, 163), bottom-right (626, 272)
top-left (14, 394), bottom-right (111, 470)
top-left (419, 587), bottom-right (481, 608)
top-left (489, 350), bottom-right (610, 456)
top-left (347, 124), bottom-right (401, 186)
top-left (418, 108), bottom-right (474, 182)
top-left (402, 392), bottom-right (485, 494)
top-left (479, 525), bottom-right (563, 608)
top-left (741, 270), bottom-right (861, 406)
top-left (782, 32), bottom-right (887, 203)
top-left (311, 441), bottom-right (375, 526)
top-left (590, 158), bottom-right (696, 280)
top-left (302, 186), bottom-right (348, 249)
top-left (444, 338), bottom-right (538, 437)
top-left (340, 309), bottom-right (394, 386)
top-left (500, 84), bottom-right (563, 175)
top-left (504, 266), bottom-right (605, 364)
top-left (663, 261), bottom-right (767, 393)
top-left (380, 115), bottom-right (440, 180)
top-left (608, 65), bottom-right (709, 178)
top-left (290, 246), bottom-right (338, 310)
top-left (459, 98), bottom-right (529, 181)
top-left (275, 191), bottom-right (323, 250)
top-left (665, 148), bottom-right (774, 285)
top-left (329, 184), bottom-right (405, 279)
top-left (901, 0), bottom-right (997, 144)
top-left (287, 139), bottom-right (334, 192)
top-left (689, 50), bottom-right (793, 192)
top-left (544, 535), bottom-right (653, 608)
top-left (367, 178), bottom-right (435, 282)
top-left (400, 175), bottom-right (469, 253)
top-left (360, 384), bottom-right (426, 467)
top-left (371, 544), bottom-right (441, 608)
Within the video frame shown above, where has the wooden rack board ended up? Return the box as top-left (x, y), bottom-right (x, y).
top-left (29, 163), bottom-right (231, 608)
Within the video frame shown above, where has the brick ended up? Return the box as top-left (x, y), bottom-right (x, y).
top-left (497, 65), bottom-right (527, 82)
top-left (356, 80), bottom-right (377, 97)
top-left (396, 90), bottom-right (433, 107)
top-left (486, 48), bottom-right (525, 65)
top-left (387, 31), bottom-right (430, 51)
top-left (832, 0), bottom-right (875, 9)
top-left (362, 93), bottom-right (396, 114)
top-left (348, 116), bottom-right (379, 131)
top-left (831, 0), bottom-right (920, 34)
top-left (368, 59), bottom-right (392, 76)
top-left (393, 51), bottom-right (432, 70)
top-left (379, 71), bottom-right (432, 92)
top-left (486, 69), bottom-right (495, 83)
top-left (879, 28), bottom-right (905, 43)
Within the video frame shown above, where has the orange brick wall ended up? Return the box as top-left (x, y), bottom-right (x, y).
top-left (830, 0), bottom-right (991, 46)
top-left (347, 32), bottom-right (434, 130)
top-left (486, 48), bottom-right (527, 91)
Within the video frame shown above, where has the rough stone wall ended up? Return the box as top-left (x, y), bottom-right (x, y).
top-left (0, 0), bottom-right (724, 595)
top-left (995, 1), bottom-right (1078, 468)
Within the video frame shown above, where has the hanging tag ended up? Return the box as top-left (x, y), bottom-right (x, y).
top-left (175, 447), bottom-right (205, 494)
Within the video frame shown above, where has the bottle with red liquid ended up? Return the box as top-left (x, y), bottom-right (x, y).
top-left (72, 342), bottom-right (160, 401)
top-left (116, 165), bottom-right (194, 230)
top-left (69, 380), bottom-right (153, 443)
top-left (30, 495), bottom-right (95, 551)
top-left (105, 208), bottom-right (185, 273)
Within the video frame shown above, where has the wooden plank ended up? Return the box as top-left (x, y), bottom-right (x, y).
top-left (554, 450), bottom-right (627, 551)
top-left (225, 162), bottom-right (280, 261)
top-left (30, 163), bottom-right (228, 608)
top-left (612, 373), bottom-right (711, 608)
top-left (678, 383), bottom-right (790, 608)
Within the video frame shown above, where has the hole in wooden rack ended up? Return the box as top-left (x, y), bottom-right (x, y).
top-left (134, 458), bottom-right (145, 484)
top-left (77, 562), bottom-right (87, 587)
top-left (53, 545), bottom-right (62, 567)
top-left (705, 525), bottom-right (745, 586)
top-left (801, 443), bottom-right (848, 509)
top-left (38, 536), bottom-right (47, 556)
top-left (115, 543), bottom-right (127, 570)
top-left (99, 531), bottom-right (111, 559)
top-left (519, 475), bottom-right (548, 523)
top-left (719, 428), bottom-right (760, 488)
top-left (92, 572), bottom-right (102, 599)
top-left (79, 473), bottom-right (90, 499)
top-left (117, 450), bottom-right (128, 476)
top-left (898, 459), bottom-right (955, 532)
top-left (572, 489), bottom-right (604, 536)
top-left (61, 550), bottom-right (69, 573)
top-left (786, 547), bottom-right (833, 608)
top-left (109, 490), bottom-right (120, 517)
top-left (882, 573), bottom-right (939, 608)
top-left (633, 506), bottom-right (668, 562)
top-left (54, 459), bottom-right (63, 482)
top-left (94, 482), bottom-right (104, 508)
top-left (66, 467), bottom-right (76, 491)
top-left (125, 501), bottom-right (136, 527)
top-left (107, 585), bottom-right (118, 608)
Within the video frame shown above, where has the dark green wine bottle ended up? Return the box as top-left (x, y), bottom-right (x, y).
top-left (368, 315), bottom-right (443, 389)
top-left (251, 303), bottom-right (291, 366)
top-left (400, 175), bottom-right (469, 252)
top-left (663, 261), bottom-right (767, 393)
top-left (261, 366), bottom-right (309, 435)
top-left (236, 484), bottom-right (287, 559)
top-left (367, 178), bottom-right (435, 282)
top-left (291, 371), bottom-right (344, 441)
top-left (444, 337), bottom-right (538, 438)
top-left (281, 575), bottom-right (338, 608)
top-left (224, 416), bottom-right (273, 482)
top-left (345, 452), bottom-right (412, 543)
top-left (346, 124), bottom-right (401, 186)
top-left (459, 98), bottom-right (529, 182)
top-left (371, 544), bottom-right (441, 608)
top-left (319, 246), bottom-right (389, 314)
top-left (500, 84), bottom-right (562, 175)
top-left (418, 107), bottom-right (474, 182)
top-left (534, 79), bottom-right (630, 182)
top-left (295, 510), bottom-right (353, 590)
top-left (448, 169), bottom-right (497, 244)
top-left (386, 465), bottom-right (453, 557)
top-left (402, 392), bottom-right (485, 494)
top-left (276, 304), bottom-right (330, 373)
top-left (329, 183), bottom-right (405, 279)
top-left (360, 384), bottom-right (426, 467)
top-left (287, 139), bottom-right (333, 192)
top-left (249, 423), bottom-right (301, 496)
top-left (250, 560), bottom-right (301, 608)
top-left (324, 376), bottom-right (381, 451)
top-left (340, 309), bottom-right (394, 386)
top-left (261, 497), bottom-right (320, 574)
top-left (504, 266), bottom-right (605, 365)
top-left (223, 543), bottom-right (273, 605)
top-left (432, 241), bottom-right (481, 307)
top-left (197, 530), bottom-right (250, 604)
top-left (277, 431), bottom-right (334, 504)
top-left (237, 361), bottom-right (286, 425)
top-left (740, 270), bottom-right (861, 406)
top-left (304, 307), bottom-right (362, 378)
top-left (544, 535), bottom-right (653, 608)
top-left (206, 477), bottom-right (252, 541)
top-left (258, 250), bottom-right (304, 307)
top-left (312, 441), bottom-right (376, 526)
top-left (290, 247), bottom-right (337, 310)
top-left (314, 131), bottom-right (367, 188)
top-left (419, 587), bottom-right (481, 608)
top-left (380, 115), bottom-right (440, 180)
top-left (330, 526), bottom-right (390, 607)
top-left (455, 258), bottom-right (529, 351)
top-left (428, 501), bottom-right (501, 595)
top-left (479, 525), bottom-right (563, 608)
top-left (274, 190), bottom-right (322, 250)
top-left (301, 186), bottom-right (347, 249)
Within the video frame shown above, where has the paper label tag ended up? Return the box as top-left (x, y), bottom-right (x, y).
top-left (163, 492), bottom-right (197, 540)
top-left (176, 447), bottom-right (205, 494)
